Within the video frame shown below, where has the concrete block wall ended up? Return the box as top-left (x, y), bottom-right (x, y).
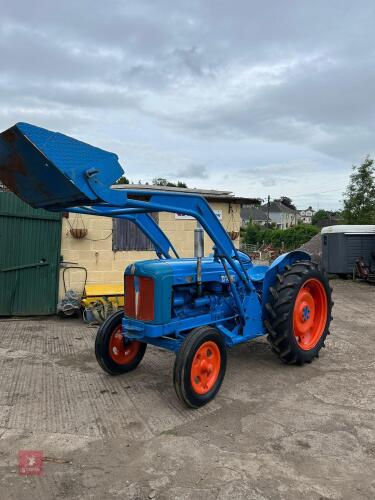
top-left (59, 201), bottom-right (241, 298)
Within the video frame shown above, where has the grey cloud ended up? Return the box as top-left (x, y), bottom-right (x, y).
top-left (0, 0), bottom-right (374, 208)
top-left (0, 25), bottom-right (112, 82)
top-left (0, 79), bottom-right (142, 111)
top-left (152, 52), bottom-right (375, 160)
top-left (173, 47), bottom-right (207, 77)
top-left (173, 163), bottom-right (209, 179)
top-left (239, 160), bottom-right (312, 188)
top-left (261, 178), bottom-right (277, 187)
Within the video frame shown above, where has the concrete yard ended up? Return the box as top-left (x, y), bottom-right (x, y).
top-left (0, 280), bottom-right (374, 499)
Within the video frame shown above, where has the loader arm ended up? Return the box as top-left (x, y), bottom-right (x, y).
top-left (0, 122), bottom-right (253, 293)
top-left (71, 172), bottom-right (253, 291)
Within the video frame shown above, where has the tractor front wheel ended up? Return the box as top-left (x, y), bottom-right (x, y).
top-left (95, 310), bottom-right (147, 375)
top-left (174, 326), bottom-right (227, 408)
top-left (265, 261), bottom-right (332, 365)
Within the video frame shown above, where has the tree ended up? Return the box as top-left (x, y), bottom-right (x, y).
top-left (312, 209), bottom-right (330, 226)
top-left (244, 223), bottom-right (260, 245)
top-left (243, 223), bottom-right (318, 249)
top-left (153, 177), bottom-right (168, 186)
top-left (116, 175), bottom-right (129, 185)
top-left (152, 177), bottom-right (188, 188)
top-left (342, 156), bottom-right (375, 224)
top-left (280, 196), bottom-right (296, 210)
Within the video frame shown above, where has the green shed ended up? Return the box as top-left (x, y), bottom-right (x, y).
top-left (0, 190), bottom-right (62, 316)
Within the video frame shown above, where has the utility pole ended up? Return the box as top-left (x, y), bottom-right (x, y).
top-left (267, 195), bottom-right (270, 228)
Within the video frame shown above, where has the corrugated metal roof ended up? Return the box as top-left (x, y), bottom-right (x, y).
top-left (262, 200), bottom-right (296, 214)
top-left (322, 225), bottom-right (375, 234)
top-left (113, 183), bottom-right (260, 205)
top-left (241, 206), bottom-right (269, 221)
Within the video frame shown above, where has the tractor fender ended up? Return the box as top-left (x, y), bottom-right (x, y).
top-left (261, 251), bottom-right (311, 317)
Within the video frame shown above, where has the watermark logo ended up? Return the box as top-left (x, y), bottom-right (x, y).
top-left (18, 450), bottom-right (43, 476)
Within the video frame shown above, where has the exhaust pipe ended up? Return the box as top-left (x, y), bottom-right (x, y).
top-left (194, 222), bottom-right (204, 296)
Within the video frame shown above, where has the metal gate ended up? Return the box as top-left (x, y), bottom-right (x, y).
top-left (0, 191), bottom-right (61, 316)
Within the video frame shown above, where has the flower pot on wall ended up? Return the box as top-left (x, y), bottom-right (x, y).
top-left (70, 228), bottom-right (88, 239)
top-left (228, 231), bottom-right (239, 241)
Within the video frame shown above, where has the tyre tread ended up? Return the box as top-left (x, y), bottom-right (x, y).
top-left (265, 260), bottom-right (332, 365)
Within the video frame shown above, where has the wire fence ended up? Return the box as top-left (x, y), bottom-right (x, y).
top-left (239, 242), bottom-right (281, 263)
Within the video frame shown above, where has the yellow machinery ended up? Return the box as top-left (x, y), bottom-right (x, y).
top-left (81, 284), bottom-right (124, 323)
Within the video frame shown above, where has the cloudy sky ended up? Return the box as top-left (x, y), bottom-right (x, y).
top-left (1, 1), bottom-right (374, 209)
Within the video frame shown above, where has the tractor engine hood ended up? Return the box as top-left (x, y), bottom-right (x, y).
top-left (125, 257), bottom-right (248, 286)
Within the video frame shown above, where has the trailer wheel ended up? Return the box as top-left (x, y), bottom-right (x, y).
top-left (95, 310), bottom-right (146, 375)
top-left (265, 261), bottom-right (332, 365)
top-left (173, 326), bottom-right (227, 408)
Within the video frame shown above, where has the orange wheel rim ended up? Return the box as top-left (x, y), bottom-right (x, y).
top-left (293, 278), bottom-right (328, 350)
top-left (190, 341), bottom-right (221, 395)
top-left (109, 325), bottom-right (141, 364)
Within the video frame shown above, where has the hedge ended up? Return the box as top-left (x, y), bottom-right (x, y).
top-left (243, 223), bottom-right (319, 250)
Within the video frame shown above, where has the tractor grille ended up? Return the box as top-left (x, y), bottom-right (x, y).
top-left (124, 275), bottom-right (154, 321)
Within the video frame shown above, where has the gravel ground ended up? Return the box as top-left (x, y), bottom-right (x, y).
top-left (0, 279), bottom-right (375, 499)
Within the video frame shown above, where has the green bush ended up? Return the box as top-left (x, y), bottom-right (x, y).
top-left (244, 223), bottom-right (260, 245)
top-left (244, 223), bottom-right (318, 250)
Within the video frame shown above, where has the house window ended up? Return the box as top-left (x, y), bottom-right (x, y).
top-left (112, 213), bottom-right (159, 251)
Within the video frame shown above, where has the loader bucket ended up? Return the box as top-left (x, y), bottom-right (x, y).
top-left (0, 122), bottom-right (123, 209)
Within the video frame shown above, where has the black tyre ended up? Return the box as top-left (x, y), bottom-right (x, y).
top-left (95, 310), bottom-right (147, 375)
top-left (173, 326), bottom-right (227, 408)
top-left (265, 261), bottom-right (333, 365)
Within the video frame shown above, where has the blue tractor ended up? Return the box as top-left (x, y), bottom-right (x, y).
top-left (0, 123), bottom-right (333, 408)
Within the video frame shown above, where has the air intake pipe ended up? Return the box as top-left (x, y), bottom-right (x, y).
top-left (194, 221), bottom-right (204, 296)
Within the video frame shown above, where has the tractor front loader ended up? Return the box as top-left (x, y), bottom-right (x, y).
top-left (0, 123), bottom-right (333, 408)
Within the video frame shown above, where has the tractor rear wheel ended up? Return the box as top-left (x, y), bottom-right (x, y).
top-left (95, 310), bottom-right (147, 375)
top-left (265, 261), bottom-right (332, 365)
top-left (174, 326), bottom-right (227, 408)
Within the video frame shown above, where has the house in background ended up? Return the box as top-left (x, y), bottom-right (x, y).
top-left (298, 206), bottom-right (315, 224)
top-left (262, 199), bottom-right (297, 229)
top-left (241, 206), bottom-right (270, 227)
